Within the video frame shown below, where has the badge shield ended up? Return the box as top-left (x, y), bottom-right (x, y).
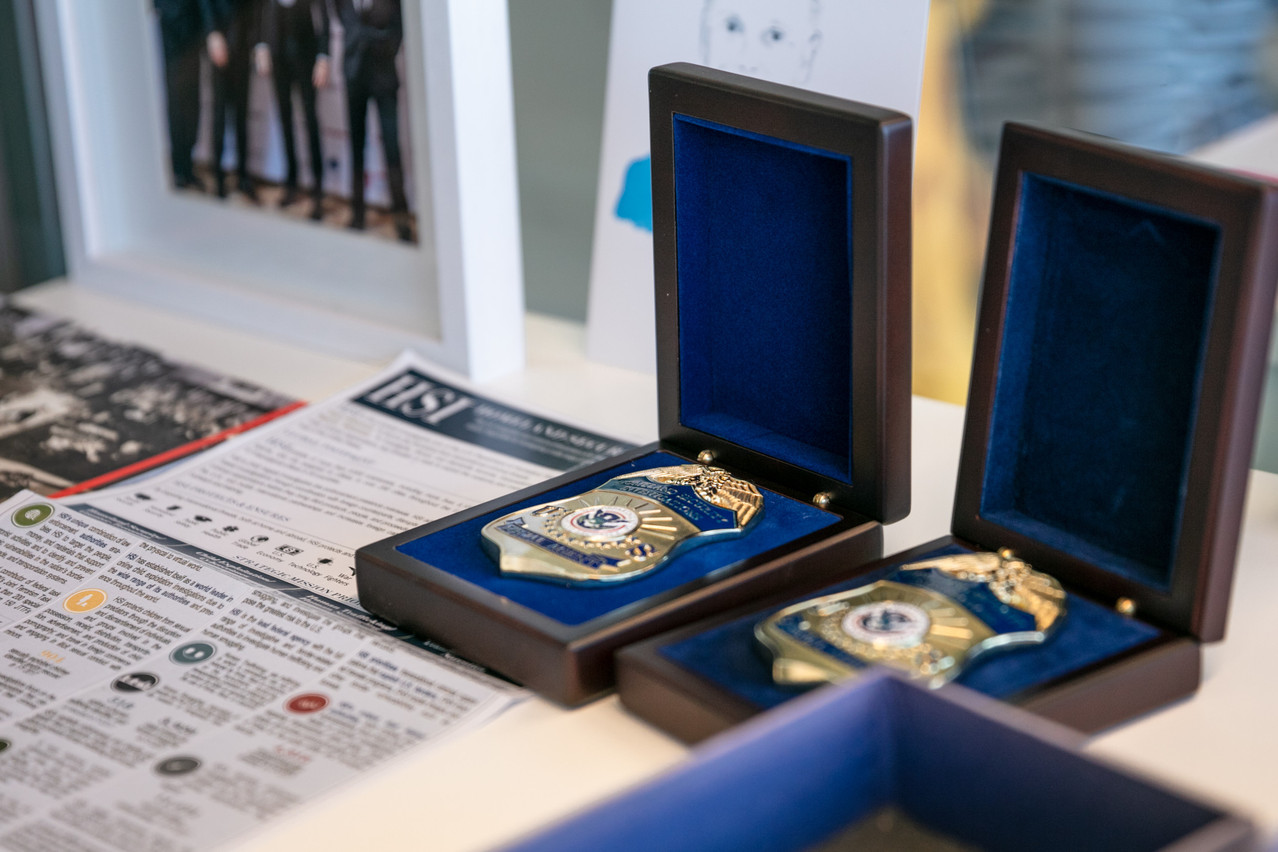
top-left (482, 464), bottom-right (763, 585)
top-left (756, 550), bottom-right (1066, 688)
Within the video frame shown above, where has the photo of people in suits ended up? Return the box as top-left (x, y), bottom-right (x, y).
top-left (151, 0), bottom-right (417, 244)
top-left (334, 0), bottom-right (411, 241)
top-left (205, 0), bottom-right (262, 201)
top-left (155, 0), bottom-right (204, 191)
top-left (262, 0), bottom-right (329, 219)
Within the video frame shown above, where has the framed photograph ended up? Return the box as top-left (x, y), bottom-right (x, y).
top-left (33, 0), bottom-right (523, 380)
top-left (586, 0), bottom-right (930, 373)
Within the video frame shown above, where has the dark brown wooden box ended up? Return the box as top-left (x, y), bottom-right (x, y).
top-left (617, 121), bottom-right (1278, 741)
top-left (354, 64), bottom-right (913, 706)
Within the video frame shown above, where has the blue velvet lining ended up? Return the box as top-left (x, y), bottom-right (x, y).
top-left (511, 675), bottom-right (1219, 852)
top-left (657, 544), bottom-right (1161, 708)
top-left (393, 452), bottom-right (838, 627)
top-left (674, 115), bottom-right (855, 483)
top-left (895, 681), bottom-right (1220, 852)
top-left (510, 678), bottom-right (892, 852)
top-left (983, 174), bottom-right (1221, 591)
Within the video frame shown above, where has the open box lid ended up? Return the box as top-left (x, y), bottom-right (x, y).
top-left (954, 122), bottom-right (1278, 641)
top-left (509, 671), bottom-right (1251, 852)
top-left (648, 63), bottom-right (913, 524)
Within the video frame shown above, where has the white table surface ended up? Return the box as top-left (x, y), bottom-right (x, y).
top-left (14, 281), bottom-right (1278, 850)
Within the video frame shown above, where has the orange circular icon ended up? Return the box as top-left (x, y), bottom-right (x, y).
top-left (63, 589), bottom-right (107, 613)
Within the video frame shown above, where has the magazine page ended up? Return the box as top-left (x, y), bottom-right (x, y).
top-left (0, 354), bottom-right (632, 851)
top-left (0, 303), bottom-right (299, 501)
top-left (71, 352), bottom-right (632, 608)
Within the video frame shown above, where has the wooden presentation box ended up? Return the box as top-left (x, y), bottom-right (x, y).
top-left (506, 673), bottom-right (1254, 852)
top-left (617, 121), bottom-right (1278, 741)
top-left (354, 63), bottom-right (913, 706)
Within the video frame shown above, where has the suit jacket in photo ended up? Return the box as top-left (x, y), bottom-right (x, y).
top-left (333, 0), bottom-right (403, 94)
top-left (154, 0), bottom-right (204, 58)
top-left (263, 0), bottom-right (331, 65)
top-left (198, 0), bottom-right (262, 49)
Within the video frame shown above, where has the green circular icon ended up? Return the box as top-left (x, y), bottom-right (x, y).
top-left (170, 642), bottom-right (215, 665)
top-left (12, 504), bottom-right (53, 528)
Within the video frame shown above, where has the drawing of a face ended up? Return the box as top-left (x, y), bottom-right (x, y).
top-left (700, 0), bottom-right (823, 85)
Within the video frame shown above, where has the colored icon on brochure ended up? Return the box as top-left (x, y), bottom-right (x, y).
top-left (285, 693), bottom-right (329, 714)
top-left (481, 464), bottom-right (763, 585)
top-left (12, 503), bottom-right (53, 528)
top-left (112, 672), bottom-right (160, 693)
top-left (170, 642), bottom-right (216, 665)
top-left (756, 549), bottom-right (1065, 688)
top-left (154, 756), bottom-right (201, 776)
top-left (63, 588), bottom-right (108, 613)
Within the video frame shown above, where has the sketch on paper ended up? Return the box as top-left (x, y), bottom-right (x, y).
top-left (615, 0), bottom-right (826, 233)
top-left (587, 0), bottom-right (929, 373)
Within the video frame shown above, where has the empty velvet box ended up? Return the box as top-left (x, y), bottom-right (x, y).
top-left (616, 121), bottom-right (1278, 741)
top-left (353, 63), bottom-right (912, 706)
top-left (505, 672), bottom-right (1254, 852)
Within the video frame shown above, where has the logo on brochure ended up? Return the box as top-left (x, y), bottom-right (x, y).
top-left (154, 755), bottom-right (201, 776)
top-left (170, 642), bottom-right (215, 665)
top-left (112, 672), bottom-right (160, 693)
top-left (12, 503), bottom-right (53, 528)
top-left (285, 693), bottom-right (329, 714)
top-left (62, 589), bottom-right (107, 613)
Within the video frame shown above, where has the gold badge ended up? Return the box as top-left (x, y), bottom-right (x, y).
top-left (755, 550), bottom-right (1065, 687)
top-left (482, 464), bottom-right (763, 585)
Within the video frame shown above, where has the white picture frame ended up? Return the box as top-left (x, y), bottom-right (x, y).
top-left (33, 0), bottom-right (524, 381)
top-left (586, 0), bottom-right (930, 374)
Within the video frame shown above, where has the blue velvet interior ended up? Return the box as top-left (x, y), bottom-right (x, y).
top-left (674, 115), bottom-right (855, 484)
top-left (658, 543), bottom-right (1161, 708)
top-left (895, 684), bottom-right (1219, 851)
top-left (982, 174), bottom-right (1221, 591)
top-left (510, 679), bottom-right (892, 852)
top-left (510, 675), bottom-right (1219, 852)
top-left (394, 452), bottom-right (837, 627)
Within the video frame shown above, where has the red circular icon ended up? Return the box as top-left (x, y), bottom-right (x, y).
top-left (285, 693), bottom-right (329, 714)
